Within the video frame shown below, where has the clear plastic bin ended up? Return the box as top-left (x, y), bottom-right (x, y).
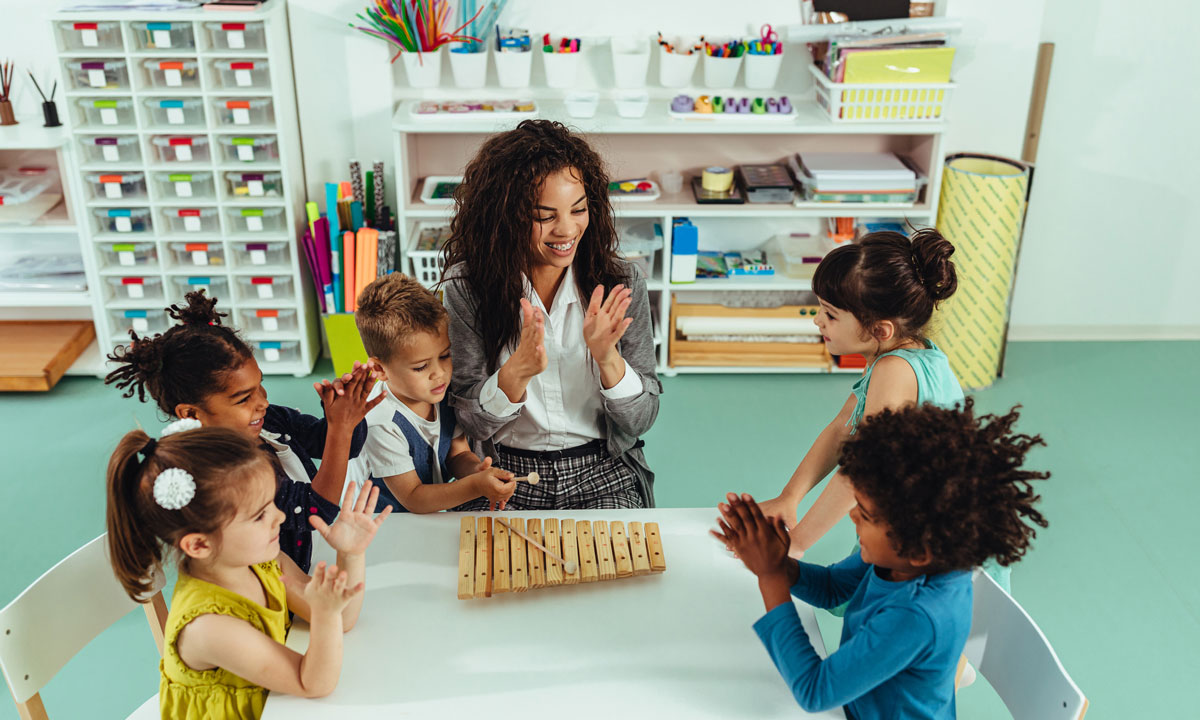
top-left (167, 275), bottom-right (230, 302)
top-left (77, 98), bottom-right (134, 127)
top-left (204, 21), bottom-right (266, 51)
top-left (252, 340), bottom-right (299, 365)
top-left (84, 172), bottom-right (146, 201)
top-left (235, 275), bottom-right (294, 303)
top-left (239, 308), bottom-right (298, 335)
top-left (212, 59), bottom-right (271, 89)
top-left (226, 207), bottom-right (285, 233)
top-left (795, 168), bottom-right (926, 204)
top-left (168, 241), bottom-right (226, 268)
top-left (150, 135), bottom-right (210, 164)
top-left (213, 98), bottom-right (274, 127)
top-left (99, 241), bottom-right (157, 269)
top-left (142, 59), bottom-right (200, 89)
top-left (109, 308), bottom-right (169, 339)
top-left (130, 21), bottom-right (195, 51)
top-left (93, 208), bottom-right (151, 234)
top-left (106, 276), bottom-right (163, 303)
top-left (224, 171), bottom-right (283, 199)
top-left (231, 241), bottom-right (289, 268)
top-left (58, 21), bottom-right (122, 51)
top-left (218, 135), bottom-right (278, 164)
top-left (162, 207), bottom-right (219, 234)
top-left (770, 233), bottom-right (833, 279)
top-left (153, 171), bottom-right (214, 200)
top-left (79, 135), bottom-right (140, 164)
top-left (143, 98), bottom-right (205, 128)
top-left (65, 59), bottom-right (128, 91)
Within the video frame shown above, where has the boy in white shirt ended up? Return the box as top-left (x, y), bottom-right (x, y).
top-left (355, 273), bottom-right (517, 512)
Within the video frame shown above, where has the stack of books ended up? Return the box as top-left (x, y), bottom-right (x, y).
top-left (790, 152), bottom-right (921, 205)
top-left (819, 32), bottom-right (955, 84)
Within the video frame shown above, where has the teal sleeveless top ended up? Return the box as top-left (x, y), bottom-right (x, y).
top-left (847, 340), bottom-right (964, 432)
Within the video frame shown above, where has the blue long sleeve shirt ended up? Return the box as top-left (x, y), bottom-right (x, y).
top-left (752, 552), bottom-right (972, 720)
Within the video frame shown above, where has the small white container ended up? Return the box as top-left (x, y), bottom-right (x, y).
top-left (153, 171), bottom-right (215, 201)
top-left (236, 275), bottom-right (295, 303)
top-left (213, 97), bottom-right (274, 127)
top-left (130, 21), bottom-right (195, 51)
top-left (239, 308), bottom-right (298, 335)
top-left (109, 308), bottom-right (169, 339)
top-left (143, 98), bottom-right (205, 128)
top-left (141, 59), bottom-right (201, 89)
top-left (542, 51), bottom-right (581, 89)
top-left (99, 241), bottom-right (157, 269)
top-left (218, 135), bottom-right (279, 164)
top-left (611, 36), bottom-right (651, 89)
top-left (224, 171), bottom-right (283, 199)
top-left (743, 50), bottom-right (784, 90)
top-left (212, 59), bottom-right (271, 90)
top-left (493, 45), bottom-right (533, 88)
top-left (77, 98), bottom-right (134, 128)
top-left (658, 169), bottom-right (683, 194)
top-left (771, 233), bottom-right (832, 279)
top-left (401, 48), bottom-right (443, 88)
top-left (84, 172), bottom-right (146, 201)
top-left (658, 46), bottom-right (699, 88)
top-left (448, 43), bottom-right (488, 88)
top-left (204, 21), bottom-right (266, 51)
top-left (66, 59), bottom-right (128, 91)
top-left (703, 51), bottom-right (743, 89)
top-left (168, 241), bottom-right (226, 268)
top-left (150, 135), bottom-right (210, 164)
top-left (231, 240), bottom-right (290, 268)
top-left (226, 206), bottom-right (285, 233)
top-left (167, 274), bottom-right (230, 302)
top-left (106, 276), bottom-right (164, 303)
top-left (93, 208), bottom-right (151, 235)
top-left (79, 135), bottom-right (140, 164)
top-left (614, 91), bottom-right (649, 118)
top-left (252, 340), bottom-right (300, 365)
top-left (564, 91), bottom-right (599, 118)
top-left (58, 21), bottom-right (122, 51)
top-left (162, 207), bottom-right (219, 234)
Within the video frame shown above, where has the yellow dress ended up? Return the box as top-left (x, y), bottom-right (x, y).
top-left (160, 560), bottom-right (291, 720)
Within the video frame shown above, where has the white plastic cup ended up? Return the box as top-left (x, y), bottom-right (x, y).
top-left (658, 45), bottom-right (698, 88)
top-left (448, 42), bottom-right (488, 88)
top-left (703, 51), bottom-right (743, 89)
top-left (611, 36), bottom-right (650, 89)
top-left (493, 45), bottom-right (533, 88)
top-left (542, 51), bottom-right (581, 89)
top-left (401, 47), bottom-right (443, 88)
top-left (659, 170), bottom-right (683, 194)
top-left (743, 51), bottom-right (784, 89)
top-left (565, 91), bottom-right (599, 118)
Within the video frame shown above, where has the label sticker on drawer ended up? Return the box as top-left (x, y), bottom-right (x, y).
top-left (188, 277), bottom-right (211, 293)
top-left (88, 69), bottom-right (107, 88)
top-left (242, 208), bottom-right (263, 232)
top-left (161, 61), bottom-right (183, 87)
top-left (114, 244), bottom-right (136, 266)
top-left (253, 277), bottom-right (274, 299)
top-left (233, 62), bottom-right (254, 87)
top-left (233, 137), bottom-right (255, 161)
top-left (257, 309), bottom-right (279, 332)
top-left (101, 144), bottom-right (120, 162)
top-left (261, 342), bottom-right (281, 362)
top-left (180, 209), bottom-right (202, 232)
top-left (246, 243), bottom-right (268, 264)
top-left (126, 310), bottom-right (150, 333)
top-left (77, 23), bottom-right (99, 47)
top-left (165, 101), bottom-right (185, 125)
top-left (227, 100), bottom-right (251, 125)
top-left (170, 137), bottom-right (193, 162)
top-left (101, 174), bottom-right (123, 199)
top-left (110, 210), bottom-right (133, 233)
top-left (224, 24), bottom-right (246, 49)
top-left (171, 173), bottom-right (193, 198)
top-left (248, 178), bottom-right (264, 196)
top-left (149, 23), bottom-right (172, 49)
top-left (123, 277), bottom-right (145, 299)
top-left (96, 100), bottom-right (119, 125)
top-left (186, 242), bottom-right (209, 265)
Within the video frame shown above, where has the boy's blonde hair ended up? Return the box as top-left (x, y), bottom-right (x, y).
top-left (355, 274), bottom-right (447, 362)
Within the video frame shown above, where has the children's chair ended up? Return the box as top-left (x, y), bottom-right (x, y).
top-left (0, 534), bottom-right (167, 720)
top-left (964, 569), bottom-right (1088, 719)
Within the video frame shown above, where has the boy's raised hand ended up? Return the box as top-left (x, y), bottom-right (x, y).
top-left (310, 483), bottom-right (392, 556)
top-left (712, 493), bottom-right (793, 579)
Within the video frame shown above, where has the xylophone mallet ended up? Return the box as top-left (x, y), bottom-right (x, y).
top-left (513, 472), bottom-right (540, 485)
top-left (495, 517), bottom-right (577, 575)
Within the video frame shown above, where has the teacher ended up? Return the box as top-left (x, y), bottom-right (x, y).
top-left (440, 120), bottom-right (661, 510)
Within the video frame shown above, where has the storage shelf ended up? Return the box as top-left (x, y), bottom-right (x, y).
top-left (670, 276), bottom-right (814, 292)
top-left (666, 364), bottom-right (832, 375)
top-left (0, 291), bottom-right (94, 308)
top-left (0, 123), bottom-right (71, 150)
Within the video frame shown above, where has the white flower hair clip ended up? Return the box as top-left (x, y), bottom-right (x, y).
top-left (161, 418), bottom-right (202, 437)
top-left (153, 468), bottom-right (196, 510)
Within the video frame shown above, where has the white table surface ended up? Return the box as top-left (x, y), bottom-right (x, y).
top-left (262, 509), bottom-right (846, 719)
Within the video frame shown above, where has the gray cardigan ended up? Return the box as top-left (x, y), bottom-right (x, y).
top-left (441, 264), bottom-right (662, 506)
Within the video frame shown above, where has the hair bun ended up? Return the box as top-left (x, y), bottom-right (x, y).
top-left (909, 228), bottom-right (958, 302)
top-left (168, 290), bottom-right (225, 327)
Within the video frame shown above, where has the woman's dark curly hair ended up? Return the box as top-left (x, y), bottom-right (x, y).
top-left (839, 399), bottom-right (1049, 571)
top-left (105, 290), bottom-right (253, 417)
top-left (440, 119), bottom-right (630, 373)
top-left (812, 228), bottom-right (957, 345)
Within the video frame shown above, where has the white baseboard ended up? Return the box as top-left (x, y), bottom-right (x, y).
top-left (1007, 325), bottom-right (1200, 341)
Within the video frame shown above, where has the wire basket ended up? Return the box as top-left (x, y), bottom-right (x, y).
top-left (809, 65), bottom-right (955, 122)
top-left (406, 223), bottom-right (448, 287)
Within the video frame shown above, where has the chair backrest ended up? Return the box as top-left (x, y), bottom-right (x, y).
top-left (0, 533), bottom-right (166, 711)
top-left (964, 569), bottom-right (1088, 720)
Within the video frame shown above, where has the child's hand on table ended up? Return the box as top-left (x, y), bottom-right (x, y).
top-left (310, 483), bottom-right (392, 557)
top-left (465, 457), bottom-right (516, 510)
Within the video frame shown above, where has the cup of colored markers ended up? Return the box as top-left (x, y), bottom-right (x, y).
top-left (542, 35), bottom-right (582, 88)
top-left (743, 38), bottom-right (784, 89)
top-left (703, 38), bottom-right (744, 89)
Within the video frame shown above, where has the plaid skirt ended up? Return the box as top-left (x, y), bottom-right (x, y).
top-left (455, 446), bottom-right (643, 511)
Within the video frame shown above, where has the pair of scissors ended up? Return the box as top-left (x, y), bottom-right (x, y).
top-left (760, 23), bottom-right (779, 45)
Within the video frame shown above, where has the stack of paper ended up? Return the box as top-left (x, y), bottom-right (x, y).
top-left (796, 153), bottom-right (916, 193)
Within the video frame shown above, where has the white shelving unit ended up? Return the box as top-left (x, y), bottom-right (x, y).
top-left (51, 0), bottom-right (319, 376)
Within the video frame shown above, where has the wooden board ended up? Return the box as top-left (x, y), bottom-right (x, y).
top-left (629, 521), bottom-right (651, 576)
top-left (0, 321), bottom-right (95, 392)
top-left (645, 522), bottom-right (666, 573)
top-left (561, 519), bottom-right (580, 585)
top-left (473, 516), bottom-right (490, 599)
top-left (544, 518), bottom-right (563, 586)
top-left (667, 299), bottom-right (830, 369)
top-left (576, 520), bottom-right (599, 583)
top-left (509, 517), bottom-right (528, 592)
top-left (457, 516), bottom-right (474, 600)
top-left (527, 519), bottom-right (546, 589)
top-left (594, 521), bottom-right (617, 582)
top-left (610, 521), bottom-right (634, 578)
top-left (492, 518), bottom-right (510, 593)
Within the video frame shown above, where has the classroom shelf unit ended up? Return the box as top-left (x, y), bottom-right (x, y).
top-left (51, 0), bottom-right (318, 376)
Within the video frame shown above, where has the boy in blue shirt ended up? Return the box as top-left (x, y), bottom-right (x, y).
top-left (714, 400), bottom-right (1049, 719)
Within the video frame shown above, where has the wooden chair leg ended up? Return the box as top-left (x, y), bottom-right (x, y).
top-left (14, 692), bottom-right (50, 720)
top-left (143, 591), bottom-right (169, 656)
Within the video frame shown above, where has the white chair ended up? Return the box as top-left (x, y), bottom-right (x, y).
top-left (0, 534), bottom-right (167, 720)
top-left (964, 569), bottom-right (1088, 719)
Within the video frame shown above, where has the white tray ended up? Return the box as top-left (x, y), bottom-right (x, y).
top-left (609, 179), bottom-right (661, 203)
top-left (408, 100), bottom-right (539, 120)
top-left (419, 176), bottom-right (463, 205)
top-left (668, 97), bottom-right (796, 121)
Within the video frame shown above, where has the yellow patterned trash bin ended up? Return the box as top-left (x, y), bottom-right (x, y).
top-left (930, 154), bottom-right (1030, 390)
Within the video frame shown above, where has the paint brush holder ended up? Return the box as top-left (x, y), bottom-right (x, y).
top-left (42, 101), bottom-right (62, 128)
top-left (0, 101), bottom-right (16, 126)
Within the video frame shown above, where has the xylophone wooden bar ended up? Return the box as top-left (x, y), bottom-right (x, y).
top-left (611, 521), bottom-right (634, 578)
top-left (458, 516), bottom-right (475, 599)
top-left (576, 521), bottom-right (599, 583)
top-left (492, 517), bottom-right (510, 593)
top-left (509, 517), bottom-right (529, 592)
top-left (645, 522), bottom-right (666, 573)
top-left (629, 521), bottom-right (651, 576)
top-left (561, 519), bottom-right (580, 586)
top-left (473, 516), bottom-right (490, 599)
top-left (527, 519), bottom-right (546, 589)
top-left (594, 521), bottom-right (617, 581)
top-left (544, 519), bottom-right (563, 586)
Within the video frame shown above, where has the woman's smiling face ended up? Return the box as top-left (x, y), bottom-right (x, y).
top-left (529, 167), bottom-right (589, 271)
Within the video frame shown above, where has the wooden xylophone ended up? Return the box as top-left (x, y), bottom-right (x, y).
top-left (457, 516), bottom-right (666, 599)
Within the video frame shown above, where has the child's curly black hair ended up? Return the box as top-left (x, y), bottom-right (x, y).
top-left (104, 290), bottom-right (253, 417)
top-left (839, 399), bottom-right (1049, 571)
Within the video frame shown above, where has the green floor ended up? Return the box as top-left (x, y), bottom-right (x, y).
top-left (2, 341), bottom-right (1195, 718)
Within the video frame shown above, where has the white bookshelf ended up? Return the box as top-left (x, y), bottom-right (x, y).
top-left (51, 0), bottom-right (318, 376)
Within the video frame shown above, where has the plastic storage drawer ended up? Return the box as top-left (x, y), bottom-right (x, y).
top-left (153, 171), bottom-right (214, 200)
top-left (162, 207), bottom-right (219, 234)
top-left (213, 98), bottom-right (274, 127)
top-left (99, 241), bottom-right (157, 269)
top-left (109, 308), bottom-right (169, 339)
top-left (130, 21), bottom-right (195, 50)
top-left (168, 241), bottom-right (226, 268)
top-left (231, 241), bottom-right (289, 268)
top-left (79, 135), bottom-right (140, 164)
top-left (252, 340), bottom-right (300, 365)
top-left (212, 59), bottom-right (271, 89)
top-left (77, 98), bottom-right (134, 127)
top-left (204, 21), bottom-right (266, 51)
top-left (226, 207), bottom-right (285, 233)
top-left (218, 135), bottom-right (278, 164)
top-left (106, 276), bottom-right (164, 303)
top-left (93, 208), bottom-right (151, 234)
top-left (58, 21), bottom-right (122, 51)
top-left (239, 308), bottom-right (297, 334)
top-left (225, 171), bottom-right (283, 199)
top-left (235, 275), bottom-right (294, 303)
top-left (142, 59), bottom-right (201, 89)
top-left (143, 98), bottom-right (205, 128)
top-left (66, 59), bottom-right (128, 90)
top-left (150, 135), bottom-right (210, 164)
top-left (84, 172), bottom-right (146, 201)
top-left (167, 275), bottom-right (230, 301)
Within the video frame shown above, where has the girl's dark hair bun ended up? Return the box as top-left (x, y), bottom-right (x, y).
top-left (167, 290), bottom-right (225, 327)
top-left (909, 228), bottom-right (958, 303)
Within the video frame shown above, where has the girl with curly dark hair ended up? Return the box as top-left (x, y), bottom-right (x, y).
top-left (440, 119), bottom-right (660, 509)
top-left (714, 400), bottom-right (1049, 719)
top-left (104, 290), bottom-right (381, 571)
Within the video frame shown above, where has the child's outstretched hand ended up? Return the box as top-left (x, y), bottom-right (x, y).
top-left (712, 492), bottom-right (793, 580)
top-left (465, 456), bottom-right (516, 511)
top-left (316, 362), bottom-right (383, 432)
top-left (289, 561), bottom-right (362, 617)
top-left (310, 483), bottom-right (392, 556)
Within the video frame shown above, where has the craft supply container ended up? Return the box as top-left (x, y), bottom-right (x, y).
top-left (77, 98), bottom-right (134, 127)
top-left (236, 275), bottom-right (295, 303)
top-left (231, 241), bottom-right (289, 268)
top-left (161, 207), bottom-right (219, 234)
top-left (212, 59), bottom-right (272, 90)
top-left (78, 135), bottom-right (140, 164)
top-left (658, 45), bottom-right (698, 88)
top-left (449, 43), bottom-right (488, 89)
top-left (212, 98), bottom-right (274, 127)
top-left (84, 171), bottom-right (147, 201)
top-left (167, 241), bottom-right (226, 268)
top-left (166, 274), bottom-right (230, 301)
top-left (153, 171), bottom-right (215, 201)
top-left (66, 59), bottom-right (129, 91)
top-left (93, 207), bottom-right (151, 234)
top-left (493, 45), bottom-right (532, 88)
top-left (150, 135), bottom-right (209, 163)
top-left (218, 135), bottom-right (278, 163)
top-left (105, 275), bottom-right (164, 303)
top-left (401, 48), bottom-right (443, 88)
top-left (224, 171), bottom-right (283, 199)
top-left (141, 59), bottom-right (201, 89)
top-left (204, 21), bottom-right (266, 51)
top-left (611, 36), bottom-right (651, 88)
top-left (108, 308), bottom-right (170, 339)
top-left (130, 21), bottom-right (195, 50)
top-left (57, 21), bottom-right (122, 51)
top-left (98, 241), bottom-right (157, 269)
top-left (143, 98), bottom-right (205, 128)
top-left (238, 308), bottom-right (298, 334)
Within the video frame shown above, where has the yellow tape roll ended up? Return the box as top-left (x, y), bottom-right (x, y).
top-left (930, 154), bottom-right (1029, 390)
top-left (701, 166), bottom-right (733, 192)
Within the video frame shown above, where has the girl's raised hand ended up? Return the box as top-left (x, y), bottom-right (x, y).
top-left (317, 362), bottom-right (383, 431)
top-left (310, 483), bottom-right (392, 557)
top-left (291, 561), bottom-right (362, 617)
top-left (582, 284), bottom-right (633, 365)
top-left (503, 299), bottom-right (548, 382)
